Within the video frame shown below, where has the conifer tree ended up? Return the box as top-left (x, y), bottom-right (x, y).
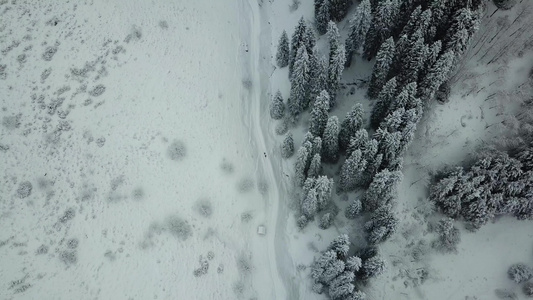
top-left (375, 129), bottom-right (403, 170)
top-left (289, 46), bottom-right (310, 118)
top-left (281, 132), bottom-right (295, 158)
top-left (345, 198), bottom-right (362, 219)
top-left (346, 128), bottom-right (370, 158)
top-left (368, 37), bottom-right (395, 99)
top-left (339, 104), bottom-right (364, 151)
top-left (363, 169), bottom-right (402, 212)
top-left (363, 0), bottom-right (400, 60)
top-left (370, 77), bottom-right (397, 129)
top-left (340, 149), bottom-right (367, 192)
top-left (322, 116), bottom-right (340, 163)
top-left (360, 256), bottom-right (386, 279)
top-left (389, 34), bottom-right (409, 79)
top-left (312, 136), bottom-right (323, 158)
top-left (329, 271), bottom-right (355, 299)
top-left (346, 256), bottom-right (362, 272)
top-left (295, 145), bottom-right (310, 186)
top-left (315, 0), bottom-right (325, 17)
top-left (270, 91), bottom-right (285, 120)
top-left (276, 30), bottom-right (290, 68)
top-left (350, 290), bottom-right (367, 300)
top-left (418, 40), bottom-right (442, 84)
top-left (309, 52), bottom-right (328, 105)
top-left (302, 188), bottom-right (319, 218)
top-left (330, 0), bottom-right (352, 22)
top-left (419, 50), bottom-right (454, 102)
top-left (400, 5), bottom-right (422, 37)
top-left (289, 18), bottom-right (308, 77)
top-left (365, 205), bottom-right (398, 244)
top-left (398, 30), bottom-right (428, 86)
top-left (316, 0), bottom-right (331, 35)
top-left (310, 90), bottom-right (331, 137)
top-left (444, 8), bottom-right (477, 56)
top-left (326, 22), bottom-right (346, 107)
top-left (345, 0), bottom-right (372, 67)
top-left (315, 175), bottom-right (334, 211)
top-left (388, 82), bottom-right (419, 114)
top-left (308, 153), bottom-right (322, 178)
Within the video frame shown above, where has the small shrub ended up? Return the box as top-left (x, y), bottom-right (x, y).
top-left (16, 181), bottom-right (32, 198)
top-left (237, 178), bottom-right (254, 192)
top-left (432, 218), bottom-right (461, 253)
top-left (508, 264), bottom-right (533, 283)
top-left (59, 250), bottom-right (77, 264)
top-left (66, 238), bottom-right (79, 249)
top-left (195, 199), bottom-right (213, 218)
top-left (275, 118), bottom-right (289, 135)
top-left (319, 213), bottom-right (333, 229)
top-left (42, 46), bottom-right (57, 61)
top-left (89, 84), bottom-right (106, 97)
top-left (311, 282), bottom-right (323, 294)
top-left (237, 254), bottom-right (253, 273)
top-left (493, 0), bottom-right (517, 10)
top-left (435, 81), bottom-right (451, 104)
top-left (165, 215), bottom-right (192, 241)
top-left (297, 215), bottom-right (309, 229)
top-left (345, 198), bottom-right (362, 219)
top-left (59, 207), bottom-right (76, 223)
top-left (193, 256), bottom-right (209, 277)
top-left (524, 281), bottom-right (533, 297)
top-left (167, 140), bottom-right (186, 161)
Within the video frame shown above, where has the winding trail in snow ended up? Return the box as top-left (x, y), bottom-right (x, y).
top-left (239, 0), bottom-right (298, 299)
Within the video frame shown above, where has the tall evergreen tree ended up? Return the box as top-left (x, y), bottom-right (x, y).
top-left (389, 34), bottom-right (409, 79)
top-left (398, 30), bottom-right (428, 86)
top-left (346, 128), bottom-right (370, 158)
top-left (326, 22), bottom-right (346, 108)
top-left (289, 46), bottom-right (310, 118)
top-left (270, 90), bottom-right (285, 120)
top-left (365, 204), bottom-right (398, 244)
top-left (339, 104), bottom-right (364, 151)
top-left (329, 271), bottom-right (355, 300)
top-left (295, 145), bottom-right (310, 186)
top-left (315, 0), bottom-right (325, 17)
top-left (363, 169), bottom-right (402, 211)
top-left (375, 128), bottom-right (403, 170)
top-left (330, 0), bottom-right (352, 22)
top-left (315, 175), bottom-right (334, 211)
top-left (308, 153), bottom-right (322, 178)
top-left (312, 136), bottom-right (323, 158)
top-left (289, 18), bottom-right (308, 77)
top-left (310, 90), bottom-right (331, 137)
top-left (345, 0), bottom-right (372, 67)
top-left (363, 0), bottom-right (400, 60)
top-left (370, 77), bottom-right (397, 129)
top-left (281, 132), bottom-right (295, 158)
top-left (360, 256), bottom-right (386, 279)
top-left (276, 30), bottom-right (290, 68)
top-left (340, 149), bottom-right (367, 192)
top-left (368, 37), bottom-right (395, 99)
top-left (302, 187), bottom-right (319, 218)
top-left (322, 116), bottom-right (340, 163)
top-left (309, 52), bottom-right (328, 105)
top-left (388, 82), bottom-right (419, 114)
top-left (399, 5), bottom-right (422, 37)
top-left (316, 0), bottom-right (331, 35)
top-left (419, 50), bottom-right (454, 102)
top-left (418, 40), bottom-right (442, 84)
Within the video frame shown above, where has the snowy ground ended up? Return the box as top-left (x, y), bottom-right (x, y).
top-left (0, 0), bottom-right (286, 299)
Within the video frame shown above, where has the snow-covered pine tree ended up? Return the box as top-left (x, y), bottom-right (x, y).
top-left (309, 52), bottom-right (328, 105)
top-left (397, 30), bottom-right (428, 86)
top-left (346, 128), bottom-right (369, 158)
top-left (418, 40), bottom-right (442, 84)
top-left (419, 50), bottom-right (454, 102)
top-left (326, 22), bottom-right (346, 107)
top-left (322, 116), bottom-right (340, 163)
top-left (340, 149), bottom-right (367, 192)
top-left (349, 290), bottom-right (367, 300)
top-left (368, 37), bottom-right (395, 99)
top-left (315, 175), bottom-right (334, 211)
top-left (270, 90), bottom-right (285, 120)
top-left (363, 0), bottom-right (400, 60)
top-left (388, 82), bottom-right (419, 116)
top-left (328, 271), bottom-right (355, 300)
top-left (289, 46), bottom-right (310, 118)
top-left (308, 153), bottom-right (322, 178)
top-left (315, 0), bottom-right (325, 17)
top-left (319, 213), bottom-right (334, 229)
top-left (345, 198), bottom-right (362, 219)
top-left (363, 152), bottom-right (383, 187)
top-left (302, 187), bottom-right (319, 218)
top-left (363, 169), bottom-right (402, 212)
top-left (346, 256), bottom-right (362, 272)
top-left (370, 77), bottom-right (397, 129)
top-left (311, 250), bottom-right (338, 282)
top-left (328, 234), bottom-right (350, 259)
top-left (316, 0), bottom-right (331, 35)
top-left (303, 176), bottom-right (317, 198)
top-left (330, 0), bottom-right (352, 22)
top-left (289, 17), bottom-right (308, 77)
top-left (345, 0), bottom-right (372, 67)
top-left (494, 0), bottom-right (517, 10)
top-left (395, 0), bottom-right (422, 36)
top-left (444, 8), bottom-right (477, 57)
top-left (432, 218), bottom-right (461, 253)
top-left (365, 204), bottom-right (398, 244)
top-left (295, 145), bottom-right (310, 186)
top-left (380, 108), bottom-right (406, 133)
top-left (281, 132), bottom-right (295, 158)
top-left (508, 264), bottom-right (533, 284)
top-left (276, 30), bottom-right (290, 68)
top-left (312, 136), bottom-right (323, 158)
top-left (389, 34), bottom-right (409, 79)
top-left (339, 104), bottom-right (364, 151)
top-left (310, 90), bottom-right (331, 137)
top-left (400, 5), bottom-right (422, 37)
top-left (360, 255), bottom-right (386, 280)
top-left (375, 128), bottom-right (403, 170)
top-left (305, 25), bottom-right (317, 56)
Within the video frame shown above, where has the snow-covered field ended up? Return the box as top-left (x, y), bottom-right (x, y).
top-left (0, 0), bottom-right (286, 299)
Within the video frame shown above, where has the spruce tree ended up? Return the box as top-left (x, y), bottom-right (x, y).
top-left (398, 30), bottom-right (427, 86)
top-left (345, 0), bottom-right (372, 67)
top-left (375, 129), bottom-right (403, 170)
top-left (350, 290), bottom-right (367, 300)
top-left (322, 116), bottom-right (340, 163)
top-left (270, 91), bottom-right (285, 120)
top-left (389, 34), bottom-right (409, 79)
top-left (444, 8), bottom-right (477, 56)
top-left (310, 90), bottom-right (331, 137)
top-left (312, 136), bottom-right (323, 158)
top-left (327, 22), bottom-right (346, 107)
top-left (281, 132), bottom-right (295, 158)
top-left (368, 37), bottom-right (395, 99)
top-left (295, 145), bottom-right (310, 186)
top-left (418, 40), bottom-right (442, 84)
top-left (345, 198), bottom-right (362, 219)
top-left (340, 149), bottom-right (367, 192)
top-left (289, 18), bottom-right (308, 77)
top-left (419, 50), bottom-right (454, 102)
top-left (388, 82), bottom-right (419, 114)
top-left (363, 169), bottom-right (402, 212)
top-left (330, 0), bottom-right (352, 22)
top-left (316, 0), bottom-right (331, 35)
top-left (370, 77), bottom-right (397, 129)
top-left (276, 30), bottom-right (290, 68)
top-left (329, 271), bottom-right (355, 299)
top-left (363, 0), bottom-right (400, 60)
top-left (339, 103), bottom-right (364, 151)
top-left (315, 175), bottom-right (334, 211)
top-left (289, 46), bottom-right (310, 118)
top-left (308, 153), bottom-right (322, 178)
top-left (302, 188), bottom-right (319, 218)
top-left (346, 128), bottom-right (370, 158)
top-left (400, 6), bottom-right (422, 37)
top-left (309, 52), bottom-right (328, 105)
top-left (360, 256), bottom-right (386, 279)
top-left (365, 205), bottom-right (398, 244)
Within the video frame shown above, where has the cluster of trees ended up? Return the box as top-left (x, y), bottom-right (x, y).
top-left (430, 96), bottom-right (533, 228)
top-left (508, 263), bottom-right (533, 297)
top-left (311, 235), bottom-right (386, 299)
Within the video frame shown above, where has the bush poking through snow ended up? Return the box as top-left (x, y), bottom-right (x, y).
top-left (432, 218), bottom-right (461, 253)
top-left (89, 84), bottom-right (106, 97)
top-left (508, 264), bottom-right (533, 284)
top-left (42, 46), bottom-right (57, 61)
top-left (195, 199), bottom-right (213, 218)
top-left (345, 198), bottom-right (362, 219)
top-left (16, 181), bottom-right (32, 198)
top-left (524, 281), bottom-right (533, 297)
top-left (165, 215), bottom-right (192, 241)
top-left (493, 0), bottom-right (517, 10)
top-left (59, 250), bottom-right (77, 265)
top-left (167, 140), bottom-right (186, 161)
top-left (360, 256), bottom-right (386, 280)
top-left (193, 256), bottom-right (209, 277)
top-left (319, 213), bottom-right (333, 229)
top-left (297, 215), bottom-right (309, 229)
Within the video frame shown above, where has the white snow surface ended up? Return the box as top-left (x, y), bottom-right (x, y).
top-left (0, 0), bottom-right (287, 299)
